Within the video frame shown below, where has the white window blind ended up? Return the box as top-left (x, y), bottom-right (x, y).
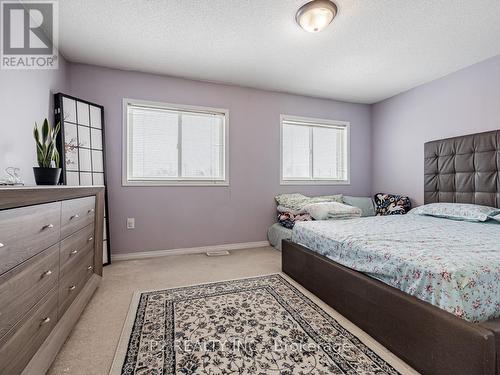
top-left (281, 116), bottom-right (349, 184)
top-left (124, 100), bottom-right (228, 185)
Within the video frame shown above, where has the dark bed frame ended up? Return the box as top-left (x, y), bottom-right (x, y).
top-left (282, 129), bottom-right (500, 375)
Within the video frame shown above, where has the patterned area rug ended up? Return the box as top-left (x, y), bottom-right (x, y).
top-left (110, 274), bottom-right (401, 374)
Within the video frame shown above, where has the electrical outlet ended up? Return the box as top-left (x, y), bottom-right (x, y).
top-left (127, 217), bottom-right (135, 229)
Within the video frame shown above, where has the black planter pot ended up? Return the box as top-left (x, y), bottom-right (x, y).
top-left (33, 167), bottom-right (61, 185)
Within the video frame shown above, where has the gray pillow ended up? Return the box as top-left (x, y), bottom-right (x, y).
top-left (343, 196), bottom-right (376, 217)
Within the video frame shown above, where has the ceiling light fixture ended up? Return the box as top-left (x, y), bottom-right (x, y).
top-left (296, 0), bottom-right (338, 33)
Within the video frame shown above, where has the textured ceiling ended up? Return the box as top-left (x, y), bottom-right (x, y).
top-left (59, 0), bottom-right (500, 104)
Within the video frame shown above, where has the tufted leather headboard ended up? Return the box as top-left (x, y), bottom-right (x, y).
top-left (424, 129), bottom-right (500, 208)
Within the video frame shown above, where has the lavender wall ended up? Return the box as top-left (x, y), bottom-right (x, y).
top-left (3, 54), bottom-right (498, 255)
top-left (372, 55), bottom-right (500, 206)
top-left (3, 55), bottom-right (498, 255)
top-left (67, 64), bottom-right (372, 254)
top-left (0, 58), bottom-right (68, 185)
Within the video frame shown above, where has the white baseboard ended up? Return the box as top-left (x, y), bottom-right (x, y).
top-left (112, 241), bottom-right (270, 261)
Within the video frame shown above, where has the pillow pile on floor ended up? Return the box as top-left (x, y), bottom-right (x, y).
top-left (276, 193), bottom-right (364, 228)
top-left (303, 201), bottom-right (362, 220)
top-left (275, 193), bottom-right (412, 228)
top-left (275, 193), bottom-right (344, 211)
top-left (275, 193), bottom-right (343, 228)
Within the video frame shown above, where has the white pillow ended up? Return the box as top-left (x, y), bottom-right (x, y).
top-left (303, 202), bottom-right (362, 221)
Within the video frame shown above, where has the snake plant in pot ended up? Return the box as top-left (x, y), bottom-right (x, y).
top-left (33, 119), bottom-right (62, 185)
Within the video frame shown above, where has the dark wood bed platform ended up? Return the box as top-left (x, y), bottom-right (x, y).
top-left (282, 129), bottom-right (500, 375)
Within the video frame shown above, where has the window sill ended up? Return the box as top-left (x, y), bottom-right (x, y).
top-left (280, 179), bottom-right (350, 186)
top-left (123, 180), bottom-right (229, 187)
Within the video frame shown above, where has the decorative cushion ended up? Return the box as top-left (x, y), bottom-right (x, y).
top-left (410, 203), bottom-right (500, 222)
top-left (343, 196), bottom-right (376, 217)
top-left (374, 193), bottom-right (411, 216)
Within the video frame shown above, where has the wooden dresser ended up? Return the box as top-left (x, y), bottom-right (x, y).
top-left (0, 186), bottom-right (105, 375)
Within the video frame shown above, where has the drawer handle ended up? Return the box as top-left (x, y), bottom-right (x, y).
top-left (70, 214), bottom-right (80, 220)
top-left (41, 224), bottom-right (54, 230)
top-left (88, 208), bottom-right (95, 214)
top-left (69, 285), bottom-right (76, 291)
top-left (87, 265), bottom-right (93, 271)
top-left (40, 317), bottom-right (51, 326)
top-left (41, 270), bottom-right (52, 278)
top-left (88, 237), bottom-right (94, 242)
top-left (0, 243), bottom-right (4, 248)
top-left (70, 250), bottom-right (79, 256)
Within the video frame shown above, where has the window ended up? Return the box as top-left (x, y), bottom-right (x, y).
top-left (280, 115), bottom-right (349, 185)
top-left (123, 99), bottom-right (228, 186)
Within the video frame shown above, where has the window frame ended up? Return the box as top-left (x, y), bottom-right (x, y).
top-left (122, 98), bottom-right (229, 187)
top-left (280, 114), bottom-right (350, 186)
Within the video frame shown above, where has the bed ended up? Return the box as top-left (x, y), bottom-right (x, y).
top-left (292, 215), bottom-right (500, 323)
top-left (282, 129), bottom-right (500, 375)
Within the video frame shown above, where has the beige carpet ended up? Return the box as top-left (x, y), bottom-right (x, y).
top-left (48, 246), bottom-right (418, 375)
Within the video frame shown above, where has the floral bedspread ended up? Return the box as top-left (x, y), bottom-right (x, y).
top-left (292, 215), bottom-right (500, 322)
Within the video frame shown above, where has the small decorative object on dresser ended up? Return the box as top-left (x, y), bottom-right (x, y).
top-left (0, 186), bottom-right (104, 375)
top-left (0, 167), bottom-right (24, 186)
top-left (32, 119), bottom-right (62, 185)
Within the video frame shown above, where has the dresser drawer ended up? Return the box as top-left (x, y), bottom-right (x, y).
top-left (58, 251), bottom-right (94, 317)
top-left (0, 244), bottom-right (59, 339)
top-left (60, 224), bottom-right (94, 278)
top-left (0, 287), bottom-right (57, 375)
top-left (61, 196), bottom-right (96, 238)
top-left (0, 202), bottom-right (61, 275)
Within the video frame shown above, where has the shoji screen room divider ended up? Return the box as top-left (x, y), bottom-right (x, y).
top-left (54, 93), bottom-right (111, 265)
